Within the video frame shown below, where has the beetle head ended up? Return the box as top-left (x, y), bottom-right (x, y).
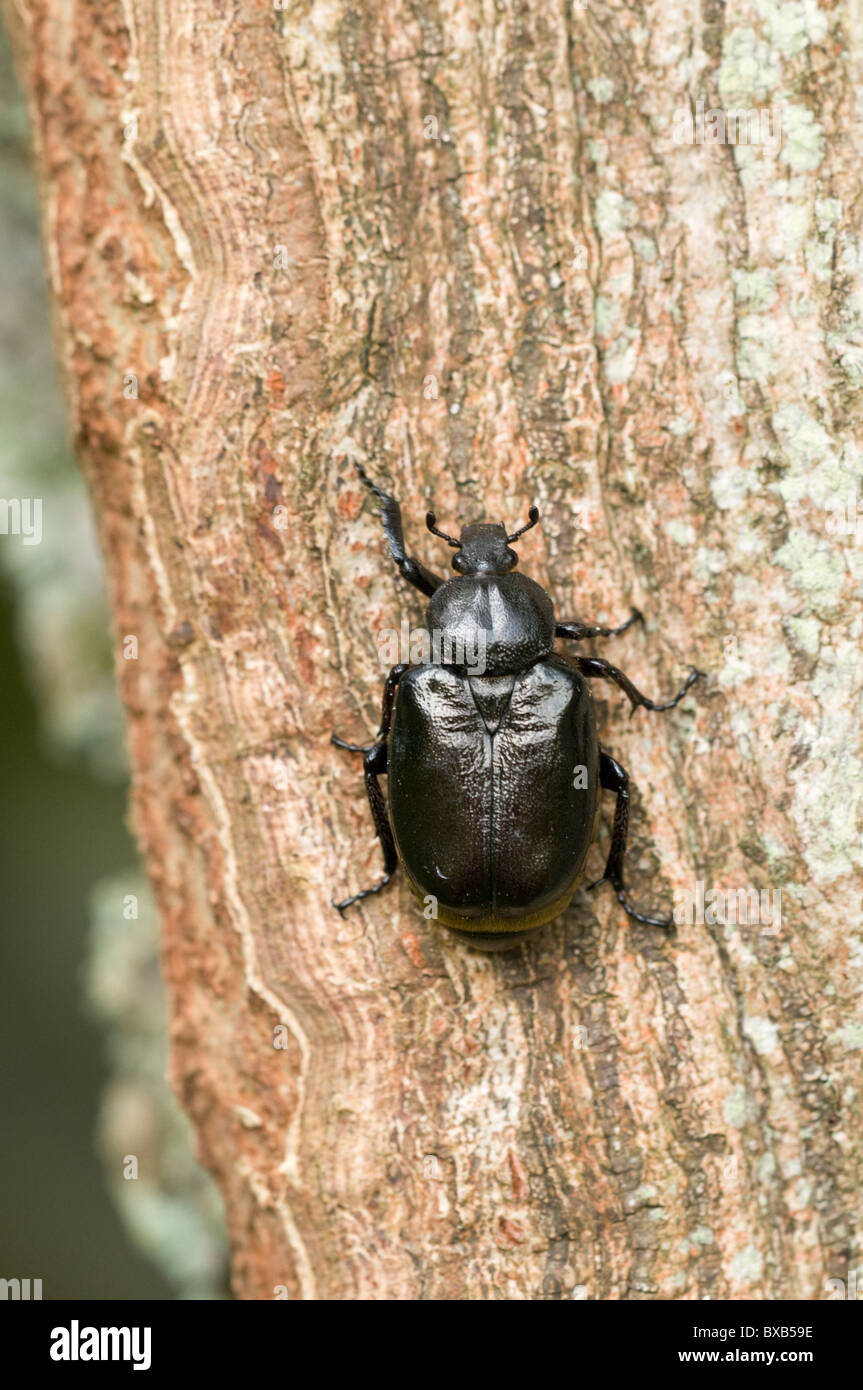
top-left (426, 506), bottom-right (540, 575)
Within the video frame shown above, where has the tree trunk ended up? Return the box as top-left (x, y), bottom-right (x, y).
top-left (7, 0), bottom-right (862, 1300)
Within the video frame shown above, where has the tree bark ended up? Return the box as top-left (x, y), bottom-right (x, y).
top-left (7, 0), bottom-right (863, 1299)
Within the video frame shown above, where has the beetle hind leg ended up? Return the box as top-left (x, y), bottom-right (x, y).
top-left (332, 663), bottom-right (407, 914)
top-left (587, 751), bottom-right (673, 930)
top-left (332, 741), bottom-right (399, 914)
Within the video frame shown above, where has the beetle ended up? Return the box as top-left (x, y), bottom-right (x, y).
top-left (332, 463), bottom-right (704, 949)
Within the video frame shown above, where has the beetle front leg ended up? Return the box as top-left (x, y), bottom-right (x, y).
top-left (587, 751), bottom-right (672, 930)
top-left (556, 608), bottom-right (644, 642)
top-left (572, 653), bottom-right (705, 714)
top-left (331, 663), bottom-right (408, 914)
top-left (355, 463), bottom-right (445, 598)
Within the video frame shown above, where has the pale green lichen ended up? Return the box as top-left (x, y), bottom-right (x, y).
top-left (768, 199), bottom-right (811, 255)
top-left (779, 104), bottom-right (825, 173)
top-left (694, 548), bottom-right (728, 582)
top-left (828, 336), bottom-right (863, 382)
top-left (711, 466), bottom-right (757, 511)
top-left (736, 314), bottom-right (776, 380)
top-left (594, 295), bottom-right (621, 335)
top-left (788, 642), bottom-right (863, 881)
top-left (757, 1152), bottom-right (776, 1182)
top-left (733, 268), bottom-right (778, 312)
top-left (788, 294), bottom-right (817, 322)
top-left (744, 1016), bottom-right (781, 1056)
top-left (767, 641), bottom-right (792, 679)
top-left (718, 28), bottom-right (780, 105)
top-left (814, 197), bottom-right (842, 233)
top-left (787, 615), bottom-right (820, 656)
top-left (732, 574), bottom-right (768, 610)
top-left (772, 402), bottom-right (832, 470)
top-left (724, 1086), bottom-right (748, 1129)
top-left (794, 1178), bottom-right (813, 1207)
top-left (774, 531), bottom-right (846, 614)
top-left (756, 0), bottom-right (829, 56)
top-left (729, 1245), bottom-right (765, 1284)
top-left (825, 237), bottom-right (863, 378)
top-left (771, 409), bottom-right (863, 527)
top-left (762, 832), bottom-right (793, 874)
top-left (731, 142), bottom-right (770, 191)
top-left (632, 234), bottom-right (657, 262)
top-left (604, 332), bottom-right (639, 384)
top-left (805, 237), bottom-right (833, 283)
top-left (625, 1183), bottom-right (658, 1210)
top-left (830, 1023), bottom-right (863, 1053)
top-left (587, 77), bottom-right (615, 104)
top-left (837, 237), bottom-right (863, 278)
top-left (666, 520), bottom-right (696, 546)
top-left (595, 189), bottom-right (625, 237)
top-left (721, 653), bottom-right (754, 691)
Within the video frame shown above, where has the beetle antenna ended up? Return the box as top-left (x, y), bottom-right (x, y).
top-left (426, 512), bottom-right (461, 548)
top-left (506, 505), bottom-right (540, 544)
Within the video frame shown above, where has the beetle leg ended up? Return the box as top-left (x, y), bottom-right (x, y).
top-left (355, 462), bottom-right (446, 597)
top-left (375, 662), bottom-right (409, 737)
top-left (332, 742), bottom-right (399, 914)
top-left (331, 735), bottom-right (373, 754)
top-left (332, 663), bottom-right (408, 914)
top-left (587, 751), bottom-right (673, 930)
top-left (556, 608), bottom-right (644, 642)
top-left (571, 654), bottom-right (705, 714)
top-left (330, 661), bottom-right (409, 754)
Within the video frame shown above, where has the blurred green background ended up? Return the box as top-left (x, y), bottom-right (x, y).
top-left (0, 22), bottom-right (228, 1299)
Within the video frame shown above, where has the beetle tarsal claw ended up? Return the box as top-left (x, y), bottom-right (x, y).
top-left (332, 871), bottom-right (395, 915)
top-left (612, 887), bottom-right (674, 931)
top-left (585, 876), bottom-right (672, 930)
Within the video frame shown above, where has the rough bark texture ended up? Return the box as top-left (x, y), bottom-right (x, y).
top-left (7, 0), bottom-right (863, 1299)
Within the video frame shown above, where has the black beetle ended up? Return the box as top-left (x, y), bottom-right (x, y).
top-left (333, 464), bottom-right (703, 949)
